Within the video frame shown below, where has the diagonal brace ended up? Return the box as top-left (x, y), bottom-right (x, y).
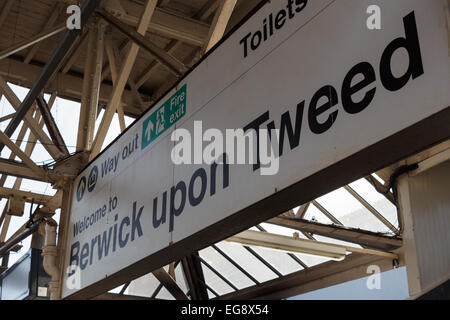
top-left (0, 0), bottom-right (102, 157)
top-left (36, 95), bottom-right (69, 156)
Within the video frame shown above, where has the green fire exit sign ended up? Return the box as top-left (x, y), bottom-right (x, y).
top-left (142, 84), bottom-right (187, 150)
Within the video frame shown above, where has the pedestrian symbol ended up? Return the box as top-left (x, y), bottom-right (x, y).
top-left (142, 84), bottom-right (186, 150)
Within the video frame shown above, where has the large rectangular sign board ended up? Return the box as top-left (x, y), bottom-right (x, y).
top-left (63, 0), bottom-right (450, 298)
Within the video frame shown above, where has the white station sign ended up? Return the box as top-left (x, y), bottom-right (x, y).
top-left (62, 0), bottom-right (450, 297)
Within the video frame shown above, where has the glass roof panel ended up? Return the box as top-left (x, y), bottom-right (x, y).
top-left (215, 242), bottom-right (278, 283)
top-left (2, 175), bottom-right (17, 189)
top-left (315, 188), bottom-right (392, 233)
top-left (156, 286), bottom-right (176, 300)
top-left (108, 285), bottom-right (125, 294)
top-left (349, 179), bottom-right (398, 228)
top-left (316, 187), bottom-right (365, 219)
top-left (174, 263), bottom-right (189, 294)
top-left (199, 247), bottom-right (254, 289)
top-left (201, 261), bottom-right (236, 295)
top-left (338, 206), bottom-right (392, 233)
top-left (372, 173), bottom-right (386, 184)
top-left (207, 289), bottom-right (217, 299)
top-left (304, 203), bottom-right (334, 224)
top-left (127, 272), bottom-right (160, 297)
top-left (5, 207), bottom-right (29, 240)
top-left (249, 246), bottom-right (304, 275)
top-left (51, 97), bottom-right (80, 155)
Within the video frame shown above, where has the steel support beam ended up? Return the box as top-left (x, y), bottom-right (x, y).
top-left (0, 186), bottom-right (54, 204)
top-left (149, 260), bottom-right (181, 298)
top-left (55, 184), bottom-right (75, 299)
top-left (36, 95), bottom-right (69, 156)
top-left (0, 101), bottom-right (60, 184)
top-left (0, 108), bottom-right (43, 240)
top-left (181, 253), bottom-right (209, 300)
top-left (61, 31), bottom-right (89, 74)
top-left (311, 200), bottom-right (342, 225)
top-left (227, 230), bottom-right (347, 260)
top-left (92, 293), bottom-right (154, 300)
top-left (135, 39), bottom-right (179, 88)
top-left (0, 0), bottom-right (102, 157)
top-left (202, 0), bottom-right (237, 54)
top-left (116, 2), bottom-right (210, 46)
top-left (0, 131), bottom-right (47, 180)
top-left (267, 217), bottom-right (402, 252)
top-left (365, 175), bottom-right (396, 205)
top-left (0, 104), bottom-right (59, 257)
top-left (90, 0), bottom-right (158, 160)
top-left (0, 57), bottom-right (144, 117)
top-left (77, 23), bottom-right (106, 152)
top-left (196, 0), bottom-right (221, 22)
top-left (0, 75), bottom-right (65, 160)
top-left (256, 224), bottom-right (309, 269)
top-left (104, 36), bottom-right (132, 132)
top-left (24, 3), bottom-right (64, 64)
top-left (0, 158), bottom-right (49, 182)
top-left (0, 113), bottom-right (15, 122)
top-left (152, 268), bottom-right (189, 300)
top-left (216, 253), bottom-right (399, 300)
top-left (295, 202), bottom-right (310, 218)
top-left (0, 24), bottom-right (66, 61)
top-left (227, 230), bottom-right (397, 260)
top-left (0, 219), bottom-right (43, 257)
top-left (134, 0), bottom-right (218, 89)
top-left (98, 10), bottom-right (187, 77)
top-left (344, 185), bottom-right (399, 234)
